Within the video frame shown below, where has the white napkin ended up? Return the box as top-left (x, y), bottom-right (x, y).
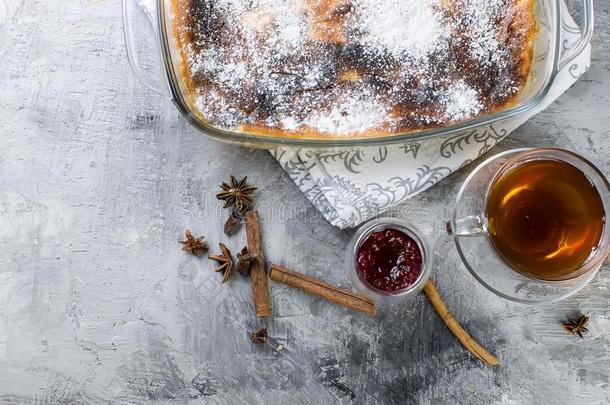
top-left (272, 3), bottom-right (591, 229)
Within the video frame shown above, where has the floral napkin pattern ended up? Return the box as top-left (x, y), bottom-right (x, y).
top-left (272, 2), bottom-right (591, 229)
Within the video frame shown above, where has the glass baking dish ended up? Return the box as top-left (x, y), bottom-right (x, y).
top-left (123, 0), bottom-right (593, 148)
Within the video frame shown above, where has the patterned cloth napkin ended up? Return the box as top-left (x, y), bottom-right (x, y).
top-left (272, 3), bottom-right (591, 229)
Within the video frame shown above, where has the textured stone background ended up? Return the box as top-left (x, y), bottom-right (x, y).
top-left (0, 0), bottom-right (609, 404)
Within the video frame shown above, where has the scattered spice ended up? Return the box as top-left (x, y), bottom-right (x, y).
top-left (423, 280), bottom-right (499, 366)
top-left (250, 327), bottom-right (268, 345)
top-left (224, 211), bottom-right (243, 236)
top-left (245, 211), bottom-right (272, 318)
top-left (563, 314), bottom-right (589, 338)
top-left (270, 263), bottom-right (376, 316)
top-left (217, 175), bottom-right (257, 212)
top-left (209, 243), bottom-right (234, 283)
top-left (237, 246), bottom-right (258, 276)
top-left (178, 229), bottom-right (208, 256)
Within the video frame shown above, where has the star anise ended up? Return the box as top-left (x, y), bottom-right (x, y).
top-left (562, 314), bottom-right (589, 338)
top-left (250, 327), bottom-right (268, 345)
top-left (216, 175), bottom-right (257, 212)
top-left (237, 246), bottom-right (258, 276)
top-left (209, 243), bottom-right (234, 283)
top-left (178, 229), bottom-right (208, 256)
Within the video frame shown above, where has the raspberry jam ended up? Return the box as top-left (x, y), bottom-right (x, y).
top-left (356, 229), bottom-right (423, 293)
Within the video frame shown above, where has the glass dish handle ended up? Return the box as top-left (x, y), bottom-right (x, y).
top-left (558, 0), bottom-right (594, 72)
top-left (122, 0), bottom-right (171, 97)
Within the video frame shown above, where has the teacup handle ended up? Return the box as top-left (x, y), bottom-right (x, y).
top-left (446, 215), bottom-right (488, 237)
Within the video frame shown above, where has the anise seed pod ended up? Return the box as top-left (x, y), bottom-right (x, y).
top-left (178, 229), bottom-right (208, 256)
top-left (209, 243), bottom-right (234, 283)
top-left (562, 314), bottom-right (589, 338)
top-left (216, 175), bottom-right (257, 212)
top-left (224, 211), bottom-right (243, 236)
top-left (250, 327), bottom-right (268, 345)
top-left (237, 246), bottom-right (258, 276)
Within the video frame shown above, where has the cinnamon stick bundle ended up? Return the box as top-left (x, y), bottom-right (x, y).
top-left (245, 210), bottom-right (272, 318)
top-left (270, 263), bottom-right (376, 316)
top-left (423, 280), bottom-right (499, 366)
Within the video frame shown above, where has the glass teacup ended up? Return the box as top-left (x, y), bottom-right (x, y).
top-left (447, 148), bottom-right (610, 303)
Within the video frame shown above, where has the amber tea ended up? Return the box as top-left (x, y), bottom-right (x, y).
top-left (486, 158), bottom-right (606, 280)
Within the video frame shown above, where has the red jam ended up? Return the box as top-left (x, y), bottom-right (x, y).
top-left (356, 229), bottom-right (423, 293)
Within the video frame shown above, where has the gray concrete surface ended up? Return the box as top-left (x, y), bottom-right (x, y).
top-left (0, 0), bottom-right (609, 403)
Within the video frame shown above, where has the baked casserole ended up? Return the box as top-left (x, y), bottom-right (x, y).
top-left (171, 0), bottom-right (536, 139)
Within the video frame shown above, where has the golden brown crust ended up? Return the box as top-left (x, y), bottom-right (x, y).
top-left (171, 0), bottom-right (197, 114)
top-left (171, 0), bottom-right (537, 140)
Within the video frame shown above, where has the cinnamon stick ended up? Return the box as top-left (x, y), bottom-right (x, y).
top-left (270, 263), bottom-right (376, 316)
top-left (423, 279), bottom-right (499, 366)
top-left (245, 210), bottom-right (272, 318)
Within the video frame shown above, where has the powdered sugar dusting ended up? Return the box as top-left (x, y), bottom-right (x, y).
top-left (442, 80), bottom-right (483, 121)
top-left (452, 0), bottom-right (510, 67)
top-left (353, 0), bottom-right (445, 59)
top-left (304, 88), bottom-right (389, 135)
top-left (175, 0), bottom-right (535, 137)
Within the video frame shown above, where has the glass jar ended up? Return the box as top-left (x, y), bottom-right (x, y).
top-left (345, 218), bottom-right (433, 305)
